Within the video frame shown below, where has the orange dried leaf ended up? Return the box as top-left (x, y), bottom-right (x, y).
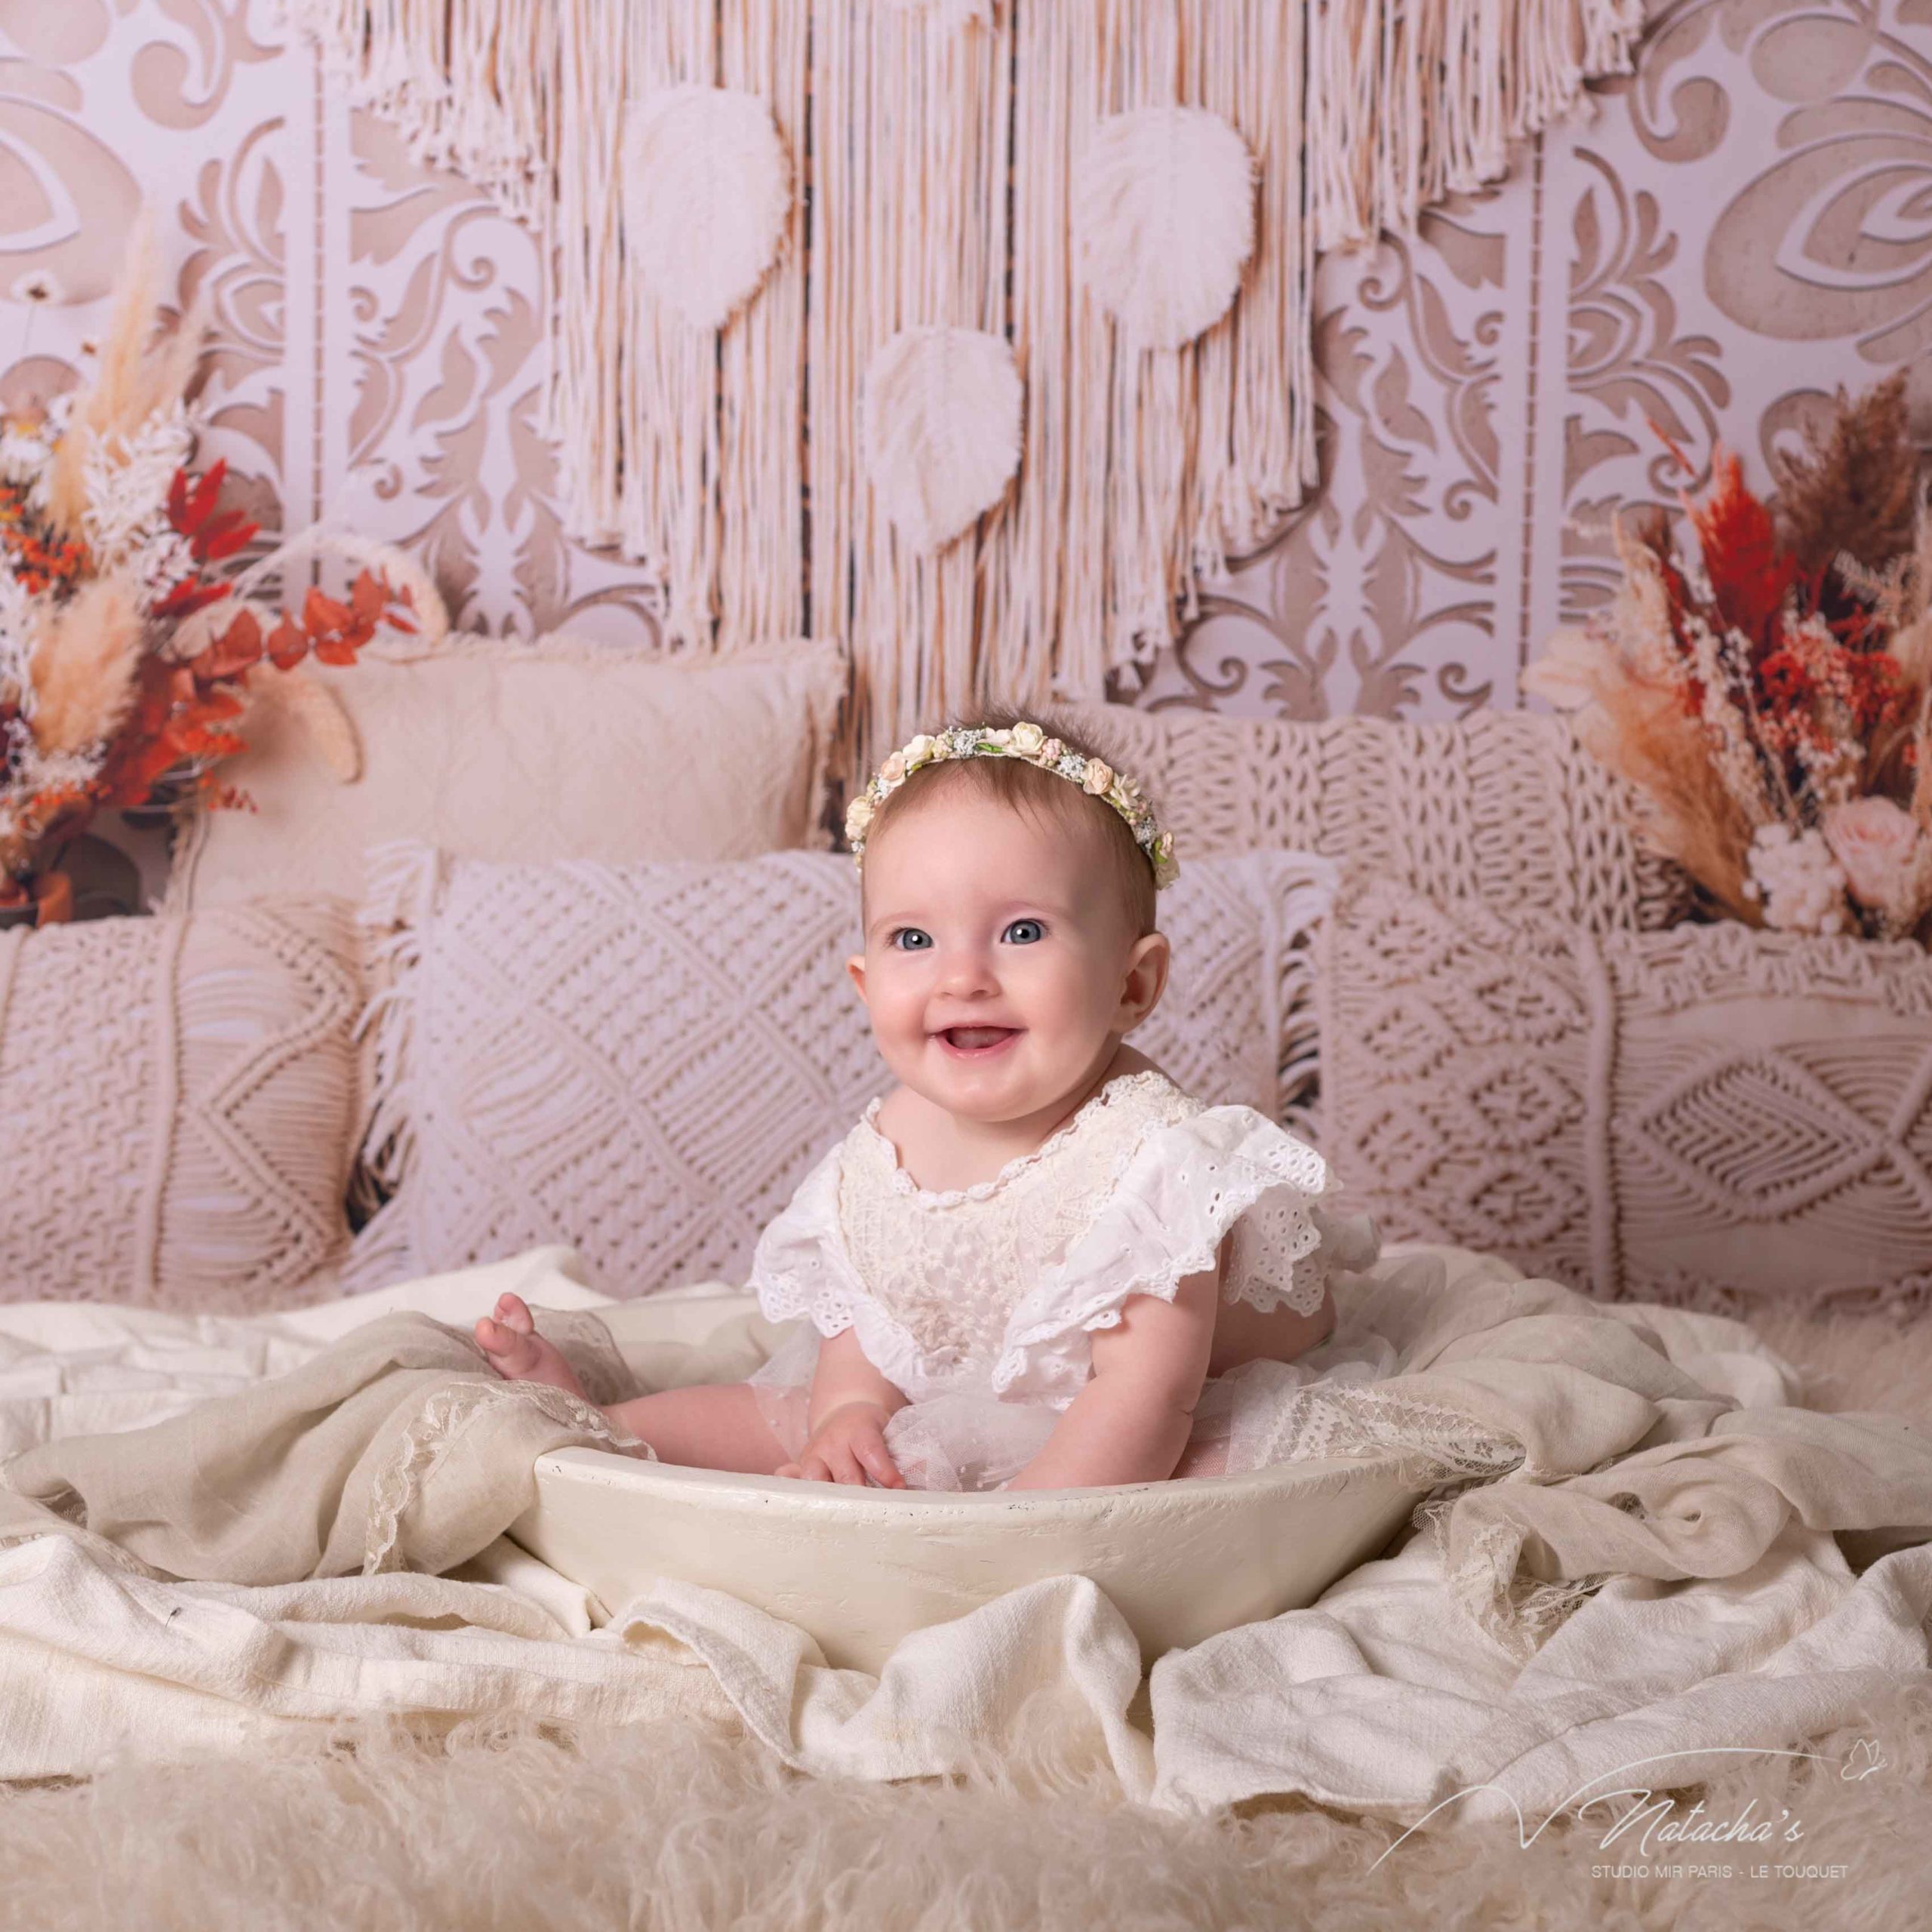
top-left (349, 570), bottom-right (388, 623)
top-left (302, 586), bottom-right (352, 635)
top-left (266, 616), bottom-right (307, 671)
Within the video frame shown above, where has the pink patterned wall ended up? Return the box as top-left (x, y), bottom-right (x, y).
top-left (3, 0), bottom-right (1926, 721)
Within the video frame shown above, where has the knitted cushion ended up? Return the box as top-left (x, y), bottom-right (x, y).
top-left (344, 844), bottom-right (1338, 1297)
top-left (0, 900), bottom-right (362, 1310)
top-left (1054, 703), bottom-right (1689, 932)
top-left (1318, 874), bottom-right (1932, 1316)
top-left (168, 635), bottom-right (848, 911)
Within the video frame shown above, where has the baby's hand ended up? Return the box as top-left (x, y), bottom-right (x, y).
top-left (777, 1399), bottom-right (907, 1487)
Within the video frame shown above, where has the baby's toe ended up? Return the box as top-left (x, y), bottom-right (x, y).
top-left (494, 1293), bottom-right (536, 1337)
top-left (475, 1315), bottom-right (528, 1369)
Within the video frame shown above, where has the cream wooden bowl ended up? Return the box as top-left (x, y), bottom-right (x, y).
top-left (510, 1444), bottom-right (1429, 1675)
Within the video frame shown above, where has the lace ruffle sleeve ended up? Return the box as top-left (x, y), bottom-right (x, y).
top-left (744, 1140), bottom-right (868, 1339)
top-left (991, 1106), bottom-right (1337, 1402)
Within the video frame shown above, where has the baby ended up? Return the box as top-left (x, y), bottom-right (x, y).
top-left (475, 708), bottom-right (1360, 1492)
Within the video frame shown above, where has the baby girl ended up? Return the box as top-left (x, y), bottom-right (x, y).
top-left (474, 709), bottom-right (1365, 1492)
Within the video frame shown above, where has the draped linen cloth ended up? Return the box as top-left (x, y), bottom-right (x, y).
top-left (3, 1241), bottom-right (1931, 1814)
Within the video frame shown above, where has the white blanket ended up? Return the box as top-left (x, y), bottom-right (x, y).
top-left (3, 1249), bottom-right (1930, 1825)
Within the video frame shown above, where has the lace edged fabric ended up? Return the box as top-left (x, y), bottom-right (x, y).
top-left (530, 1306), bottom-right (638, 1407)
top-left (362, 1377), bottom-right (655, 1576)
top-left (993, 1108), bottom-right (1337, 1400)
top-left (745, 1143), bottom-right (866, 1339)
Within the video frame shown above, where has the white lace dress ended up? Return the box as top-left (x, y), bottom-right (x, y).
top-left (745, 1067), bottom-right (1396, 1492)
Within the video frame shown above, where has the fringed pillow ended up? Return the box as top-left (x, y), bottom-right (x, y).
top-left (1052, 703), bottom-right (1689, 933)
top-left (1318, 873), bottom-right (1932, 1317)
top-left (0, 899), bottom-right (362, 1310)
top-left (167, 635), bottom-right (849, 912)
top-left (344, 844), bottom-right (1337, 1297)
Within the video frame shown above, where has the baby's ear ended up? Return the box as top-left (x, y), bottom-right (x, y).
top-left (845, 953), bottom-right (868, 1003)
top-left (1119, 930), bottom-right (1170, 1026)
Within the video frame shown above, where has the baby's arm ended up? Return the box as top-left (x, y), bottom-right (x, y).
top-left (805, 1324), bottom-right (909, 1435)
top-left (1001, 1261), bottom-right (1220, 1491)
top-left (778, 1324), bottom-right (912, 1484)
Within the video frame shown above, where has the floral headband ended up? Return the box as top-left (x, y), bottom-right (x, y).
top-left (844, 721), bottom-right (1180, 889)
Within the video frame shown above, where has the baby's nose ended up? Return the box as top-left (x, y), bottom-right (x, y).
top-left (935, 949), bottom-right (998, 995)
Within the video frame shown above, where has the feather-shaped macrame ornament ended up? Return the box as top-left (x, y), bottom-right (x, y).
top-left (622, 85), bottom-right (791, 331)
top-left (862, 328), bottom-right (1023, 552)
top-left (1075, 106), bottom-right (1256, 349)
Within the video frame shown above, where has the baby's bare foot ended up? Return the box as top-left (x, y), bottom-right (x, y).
top-left (473, 1292), bottom-right (589, 1399)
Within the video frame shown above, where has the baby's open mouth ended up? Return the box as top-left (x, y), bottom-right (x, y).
top-left (936, 1026), bottom-right (1021, 1056)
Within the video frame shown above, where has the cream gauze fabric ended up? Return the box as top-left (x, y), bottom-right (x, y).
top-left (348, 845), bottom-right (1339, 1299)
top-left (744, 1065), bottom-right (1383, 1493)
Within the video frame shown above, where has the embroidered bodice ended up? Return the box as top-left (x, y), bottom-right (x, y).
top-left (746, 1068), bottom-right (1341, 1409)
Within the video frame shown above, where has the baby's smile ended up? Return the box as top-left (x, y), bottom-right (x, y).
top-left (934, 1025), bottom-right (1023, 1058)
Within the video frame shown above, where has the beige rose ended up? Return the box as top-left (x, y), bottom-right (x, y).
top-left (878, 752), bottom-right (906, 785)
top-left (1823, 797), bottom-right (1922, 914)
top-left (844, 795), bottom-right (876, 838)
top-left (904, 734), bottom-right (939, 766)
top-left (1011, 721), bottom-right (1045, 755)
top-left (1082, 759), bottom-right (1113, 795)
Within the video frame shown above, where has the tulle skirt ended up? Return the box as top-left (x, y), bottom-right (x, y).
top-left (746, 1322), bottom-right (1404, 1492)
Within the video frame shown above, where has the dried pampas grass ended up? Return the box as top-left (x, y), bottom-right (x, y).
top-left (27, 577), bottom-right (145, 758)
top-left (1775, 371), bottom-right (1918, 578)
top-left (45, 214), bottom-right (205, 543)
top-left (1524, 515), bottom-right (1763, 921)
top-left (272, 669), bottom-right (363, 783)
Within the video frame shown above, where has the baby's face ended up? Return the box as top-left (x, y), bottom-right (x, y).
top-left (848, 790), bottom-right (1167, 1126)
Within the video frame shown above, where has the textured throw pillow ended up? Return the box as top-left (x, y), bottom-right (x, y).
top-left (1054, 701), bottom-right (1687, 932)
top-left (168, 634), bottom-right (848, 911)
top-left (344, 844), bottom-right (1338, 1297)
top-left (1318, 874), bottom-right (1932, 1315)
top-left (0, 899), bottom-right (362, 1310)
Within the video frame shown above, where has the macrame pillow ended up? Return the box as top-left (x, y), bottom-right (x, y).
top-left (1318, 874), bottom-right (1932, 1317)
top-left (1053, 703), bottom-right (1688, 933)
top-left (343, 844), bottom-right (1337, 1297)
top-left (168, 635), bottom-right (848, 912)
top-left (0, 900), bottom-right (362, 1311)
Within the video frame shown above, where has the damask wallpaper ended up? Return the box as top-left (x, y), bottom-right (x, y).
top-left (2, 0), bottom-right (1925, 723)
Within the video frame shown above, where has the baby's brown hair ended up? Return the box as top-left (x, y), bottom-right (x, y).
top-left (857, 706), bottom-right (1159, 940)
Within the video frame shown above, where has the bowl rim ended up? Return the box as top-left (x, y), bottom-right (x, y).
top-left (535, 1442), bottom-right (1431, 1515)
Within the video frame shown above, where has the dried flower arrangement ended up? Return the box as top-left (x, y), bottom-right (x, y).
top-left (0, 230), bottom-right (446, 921)
top-left (1525, 374), bottom-right (1931, 942)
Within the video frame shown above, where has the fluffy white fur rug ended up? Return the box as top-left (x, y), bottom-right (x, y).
top-left (2, 1303), bottom-right (1927, 1931)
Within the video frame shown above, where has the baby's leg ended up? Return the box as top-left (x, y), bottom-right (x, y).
top-left (602, 1384), bottom-right (792, 1476)
top-left (476, 1292), bottom-right (789, 1473)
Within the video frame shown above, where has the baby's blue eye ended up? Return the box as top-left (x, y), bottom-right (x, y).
top-left (1003, 918), bottom-right (1044, 945)
top-left (889, 928), bottom-right (933, 951)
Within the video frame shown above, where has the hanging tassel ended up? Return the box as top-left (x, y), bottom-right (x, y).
top-left (1308, 0), bottom-right (1644, 250)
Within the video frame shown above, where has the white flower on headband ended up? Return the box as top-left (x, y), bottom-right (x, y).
top-left (846, 720), bottom-right (1180, 890)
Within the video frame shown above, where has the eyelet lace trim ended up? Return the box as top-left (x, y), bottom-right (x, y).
top-left (992, 1123), bottom-right (1336, 1397)
top-left (362, 1378), bottom-right (654, 1577)
top-left (858, 1069), bottom-right (1172, 1208)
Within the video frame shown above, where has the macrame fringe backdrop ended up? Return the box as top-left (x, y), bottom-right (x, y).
top-left (291, 0), bottom-right (1645, 772)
